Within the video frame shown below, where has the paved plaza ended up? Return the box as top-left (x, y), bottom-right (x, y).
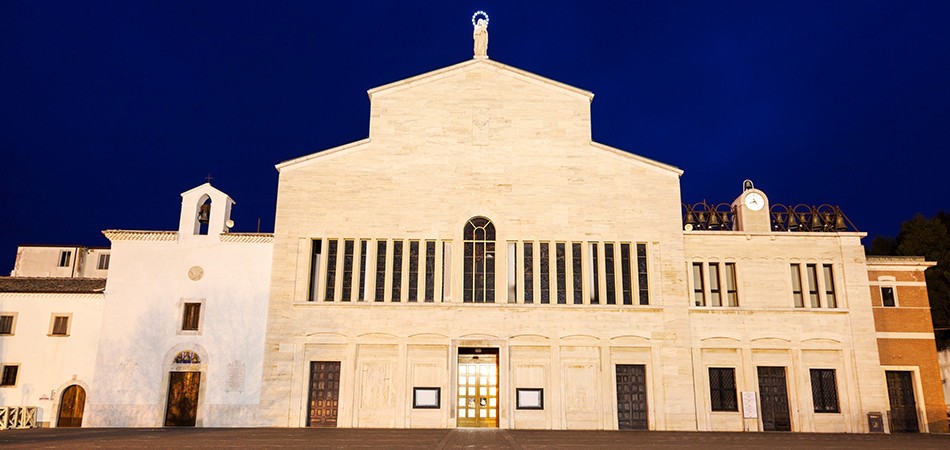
top-left (1, 428), bottom-right (948, 449)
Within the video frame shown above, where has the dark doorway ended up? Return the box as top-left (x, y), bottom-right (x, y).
top-left (307, 361), bottom-right (341, 427)
top-left (616, 364), bottom-right (648, 430)
top-left (885, 370), bottom-right (919, 432)
top-left (56, 385), bottom-right (85, 427)
top-left (164, 371), bottom-right (201, 426)
top-left (757, 366), bottom-right (791, 431)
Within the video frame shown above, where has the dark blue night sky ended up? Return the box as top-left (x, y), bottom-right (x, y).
top-left (1, 1), bottom-right (948, 274)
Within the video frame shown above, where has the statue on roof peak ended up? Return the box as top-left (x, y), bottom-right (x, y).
top-left (473, 11), bottom-right (489, 59)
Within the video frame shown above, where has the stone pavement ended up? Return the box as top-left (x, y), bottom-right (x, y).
top-left (0, 428), bottom-right (948, 449)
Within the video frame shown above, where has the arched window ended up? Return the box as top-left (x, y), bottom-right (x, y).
top-left (174, 350), bottom-right (201, 364)
top-left (464, 217), bottom-right (495, 303)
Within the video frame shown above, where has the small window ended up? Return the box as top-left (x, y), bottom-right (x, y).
top-left (636, 243), bottom-right (649, 305)
top-left (810, 369), bottom-right (840, 413)
top-left (97, 253), bottom-right (111, 270)
top-left (724, 263), bottom-right (738, 307)
top-left (709, 263), bottom-right (722, 306)
top-left (182, 303), bottom-right (201, 331)
top-left (50, 315), bottom-right (70, 336)
top-left (881, 286), bottom-right (896, 307)
top-left (58, 251), bottom-right (72, 267)
top-left (1, 365), bottom-right (18, 387)
top-left (709, 367), bottom-right (738, 412)
top-left (822, 265), bottom-right (837, 308)
top-left (806, 264), bottom-right (820, 308)
top-left (0, 314), bottom-right (15, 335)
top-left (516, 388), bottom-right (544, 410)
top-left (412, 387), bottom-right (441, 409)
top-left (307, 239), bottom-right (323, 302)
top-left (692, 263), bottom-right (705, 306)
top-left (790, 264), bottom-right (804, 307)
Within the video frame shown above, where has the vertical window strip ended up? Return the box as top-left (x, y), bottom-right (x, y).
top-left (725, 263), bottom-right (738, 307)
top-left (692, 263), bottom-right (705, 306)
top-left (637, 243), bottom-right (649, 305)
top-left (425, 241), bottom-right (436, 302)
top-left (408, 241), bottom-right (420, 302)
top-left (539, 242), bottom-right (550, 304)
top-left (709, 263), bottom-right (722, 307)
top-left (822, 265), bottom-right (837, 308)
top-left (340, 240), bottom-right (354, 302)
top-left (590, 243), bottom-right (600, 304)
top-left (442, 242), bottom-right (452, 302)
top-left (308, 239), bottom-right (323, 302)
top-left (572, 242), bottom-right (583, 304)
top-left (391, 240), bottom-right (404, 302)
top-left (556, 243), bottom-right (567, 304)
top-left (324, 239), bottom-right (338, 302)
top-left (604, 243), bottom-right (616, 305)
top-left (359, 240), bottom-right (369, 301)
top-left (790, 264), bottom-right (804, 308)
top-left (806, 264), bottom-right (820, 307)
top-left (463, 218), bottom-right (495, 304)
top-left (620, 243), bottom-right (633, 305)
top-left (507, 242), bottom-right (517, 303)
top-left (375, 240), bottom-right (387, 302)
top-left (523, 242), bottom-right (534, 304)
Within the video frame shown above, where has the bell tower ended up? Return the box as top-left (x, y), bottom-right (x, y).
top-left (178, 183), bottom-right (235, 239)
top-left (731, 180), bottom-right (771, 232)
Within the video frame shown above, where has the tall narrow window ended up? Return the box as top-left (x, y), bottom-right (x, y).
top-left (408, 240), bottom-right (420, 302)
top-left (463, 217), bottom-right (495, 303)
top-left (539, 242), bottom-right (550, 304)
top-left (709, 368), bottom-right (738, 412)
top-left (790, 264), bottom-right (804, 308)
top-left (359, 240), bottom-right (370, 301)
top-left (324, 239), bottom-right (338, 302)
top-left (620, 243), bottom-right (633, 305)
top-left (604, 243), bottom-right (616, 305)
top-left (556, 243), bottom-right (567, 304)
top-left (308, 240), bottom-right (323, 302)
top-left (182, 303), bottom-right (201, 331)
top-left (392, 240), bottom-right (404, 302)
top-left (507, 242), bottom-right (517, 303)
top-left (523, 242), bottom-right (534, 304)
top-left (97, 254), bottom-right (110, 270)
top-left (637, 243), bottom-right (649, 305)
top-left (806, 264), bottom-right (820, 308)
top-left (589, 243), bottom-right (600, 304)
top-left (340, 240), bottom-right (354, 302)
top-left (692, 263), bottom-right (705, 306)
top-left (822, 265), bottom-right (837, 308)
top-left (881, 286), bottom-right (896, 307)
top-left (375, 240), bottom-right (387, 302)
top-left (709, 263), bottom-right (722, 307)
top-left (425, 241), bottom-right (436, 302)
top-left (58, 250), bottom-right (71, 267)
top-left (724, 263), bottom-right (738, 307)
top-left (572, 243), bottom-right (583, 304)
top-left (442, 242), bottom-right (452, 301)
top-left (810, 369), bottom-right (840, 413)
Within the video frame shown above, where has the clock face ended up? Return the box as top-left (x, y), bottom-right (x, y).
top-left (744, 192), bottom-right (765, 211)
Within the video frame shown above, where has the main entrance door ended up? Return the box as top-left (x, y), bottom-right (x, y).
top-left (56, 384), bottom-right (85, 427)
top-left (757, 366), bottom-right (791, 431)
top-left (164, 372), bottom-right (201, 426)
top-left (886, 370), bottom-right (919, 432)
top-left (307, 361), bottom-right (341, 427)
top-left (616, 364), bottom-right (648, 430)
top-left (457, 348), bottom-right (498, 427)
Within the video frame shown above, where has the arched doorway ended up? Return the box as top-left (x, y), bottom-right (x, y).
top-left (164, 350), bottom-right (202, 426)
top-left (57, 385), bottom-right (86, 427)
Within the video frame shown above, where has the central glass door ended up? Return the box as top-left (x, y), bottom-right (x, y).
top-left (457, 349), bottom-right (498, 427)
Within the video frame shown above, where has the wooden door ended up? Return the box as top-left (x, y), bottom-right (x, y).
top-left (57, 385), bottom-right (85, 427)
top-left (616, 364), bottom-right (648, 430)
top-left (457, 354), bottom-right (499, 427)
top-left (757, 366), bottom-right (791, 431)
top-left (307, 361), bottom-right (341, 427)
top-left (164, 372), bottom-right (201, 426)
top-left (886, 370), bottom-right (919, 432)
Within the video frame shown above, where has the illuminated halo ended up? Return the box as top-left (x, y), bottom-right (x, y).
top-left (472, 11), bottom-right (489, 27)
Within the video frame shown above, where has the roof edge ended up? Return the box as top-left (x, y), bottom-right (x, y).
top-left (275, 138), bottom-right (371, 171)
top-left (590, 141), bottom-right (683, 175)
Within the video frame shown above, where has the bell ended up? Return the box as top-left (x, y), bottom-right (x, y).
top-left (198, 203), bottom-right (211, 224)
top-left (708, 211), bottom-right (721, 229)
top-left (810, 212), bottom-right (822, 231)
top-left (834, 212), bottom-right (848, 231)
top-left (685, 210), bottom-right (697, 226)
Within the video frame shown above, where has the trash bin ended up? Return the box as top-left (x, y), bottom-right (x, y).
top-left (867, 411), bottom-right (884, 433)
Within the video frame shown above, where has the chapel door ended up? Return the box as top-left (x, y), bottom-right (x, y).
top-left (457, 350), bottom-right (499, 427)
top-left (307, 361), bottom-right (341, 427)
top-left (164, 371), bottom-right (201, 426)
top-left (56, 385), bottom-right (86, 427)
top-left (886, 370), bottom-right (919, 433)
top-left (616, 364), bottom-right (648, 430)
top-left (757, 366), bottom-right (791, 431)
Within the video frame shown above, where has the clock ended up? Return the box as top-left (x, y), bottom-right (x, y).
top-left (744, 192), bottom-right (765, 211)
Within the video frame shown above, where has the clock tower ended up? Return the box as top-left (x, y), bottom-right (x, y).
top-left (732, 180), bottom-right (771, 232)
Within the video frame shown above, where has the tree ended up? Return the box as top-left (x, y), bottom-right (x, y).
top-left (869, 212), bottom-right (950, 349)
